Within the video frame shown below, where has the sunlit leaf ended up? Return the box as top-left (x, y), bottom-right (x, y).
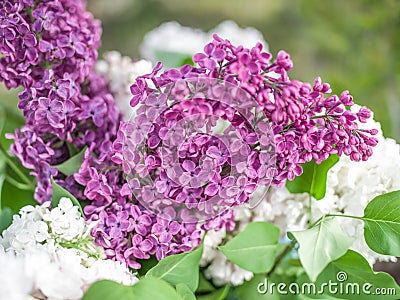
top-left (289, 217), bottom-right (354, 281)
top-left (219, 222), bottom-right (280, 273)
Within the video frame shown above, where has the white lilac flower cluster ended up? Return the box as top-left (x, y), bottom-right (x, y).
top-left (96, 51), bottom-right (153, 121)
top-left (201, 113), bottom-right (400, 286)
top-left (0, 198), bottom-right (138, 300)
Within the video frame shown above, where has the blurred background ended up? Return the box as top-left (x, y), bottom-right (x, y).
top-left (87, 0), bottom-right (400, 140)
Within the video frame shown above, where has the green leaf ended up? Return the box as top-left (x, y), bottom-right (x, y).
top-left (0, 147), bottom-right (35, 186)
top-left (286, 155), bottom-right (339, 200)
top-left (298, 250), bottom-right (400, 299)
top-left (54, 147), bottom-right (86, 176)
top-left (0, 105), bottom-right (25, 149)
top-left (0, 104), bottom-right (36, 214)
top-left (146, 245), bottom-right (203, 292)
top-left (218, 222), bottom-right (280, 273)
top-left (82, 280), bottom-right (130, 300)
top-left (0, 144), bottom-right (4, 208)
top-left (136, 255), bottom-right (159, 277)
top-left (197, 287), bottom-right (228, 300)
top-left (0, 153), bottom-right (36, 212)
top-left (0, 105), bottom-right (6, 134)
top-left (0, 173), bottom-right (4, 208)
top-left (197, 272), bottom-right (216, 293)
top-left (289, 217), bottom-right (354, 281)
top-left (51, 177), bottom-right (83, 216)
top-left (154, 50), bottom-right (192, 69)
top-left (66, 142), bottom-right (79, 157)
top-left (1, 180), bottom-right (36, 213)
top-left (235, 274), bottom-right (281, 300)
top-left (176, 283), bottom-right (196, 300)
top-left (179, 56), bottom-right (195, 66)
top-left (0, 207), bottom-right (12, 234)
top-left (83, 278), bottom-right (182, 300)
top-left (362, 190), bottom-right (400, 256)
top-left (133, 278), bottom-right (183, 300)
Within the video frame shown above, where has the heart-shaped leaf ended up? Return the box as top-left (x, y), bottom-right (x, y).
top-left (146, 245), bottom-right (203, 292)
top-left (218, 222), bottom-right (280, 273)
top-left (197, 287), bottom-right (229, 300)
top-left (289, 217), bottom-right (354, 281)
top-left (0, 173), bottom-right (4, 208)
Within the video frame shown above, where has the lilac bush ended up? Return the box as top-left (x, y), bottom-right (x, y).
top-left (0, 1), bottom-right (379, 270)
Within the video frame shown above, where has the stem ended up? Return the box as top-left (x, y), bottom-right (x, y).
top-left (58, 242), bottom-right (100, 259)
top-left (283, 114), bottom-right (332, 132)
top-left (0, 143), bottom-right (33, 186)
top-left (309, 213), bottom-right (363, 229)
top-left (309, 215), bottom-right (323, 228)
top-left (326, 213), bottom-right (363, 221)
top-left (308, 194), bottom-right (312, 225)
top-left (26, 8), bottom-right (35, 23)
top-left (218, 284), bottom-right (230, 300)
top-left (5, 175), bottom-right (34, 191)
top-left (310, 114), bottom-right (328, 120)
top-left (266, 240), bottom-right (297, 277)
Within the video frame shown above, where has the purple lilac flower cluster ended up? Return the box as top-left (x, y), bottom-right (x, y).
top-left (75, 142), bottom-right (206, 267)
top-left (191, 36), bottom-right (378, 185)
top-left (0, 0), bottom-right (120, 201)
top-left (78, 35), bottom-right (378, 269)
top-left (113, 76), bottom-right (276, 220)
